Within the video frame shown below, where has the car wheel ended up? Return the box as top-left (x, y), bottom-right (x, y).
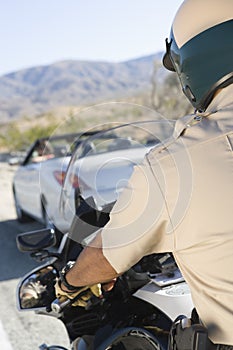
top-left (13, 188), bottom-right (33, 223)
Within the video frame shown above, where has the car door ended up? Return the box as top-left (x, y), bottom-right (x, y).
top-left (14, 161), bottom-right (42, 220)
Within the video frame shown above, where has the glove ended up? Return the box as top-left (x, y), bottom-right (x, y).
top-left (55, 279), bottom-right (102, 308)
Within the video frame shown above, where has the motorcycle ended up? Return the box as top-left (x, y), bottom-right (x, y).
top-left (16, 196), bottom-right (194, 350)
top-left (17, 119), bottom-right (199, 349)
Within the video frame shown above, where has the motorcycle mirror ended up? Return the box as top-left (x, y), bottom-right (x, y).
top-left (17, 265), bottom-right (57, 310)
top-left (16, 228), bottom-right (56, 252)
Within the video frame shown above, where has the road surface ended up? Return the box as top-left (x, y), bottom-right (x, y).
top-left (0, 162), bottom-right (70, 349)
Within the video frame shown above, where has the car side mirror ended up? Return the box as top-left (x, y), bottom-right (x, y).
top-left (16, 228), bottom-right (56, 252)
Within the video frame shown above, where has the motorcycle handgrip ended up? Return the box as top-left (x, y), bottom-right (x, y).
top-left (51, 298), bottom-right (71, 313)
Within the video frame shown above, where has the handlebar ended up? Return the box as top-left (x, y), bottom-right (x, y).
top-left (51, 293), bottom-right (103, 314)
top-left (51, 298), bottom-right (72, 313)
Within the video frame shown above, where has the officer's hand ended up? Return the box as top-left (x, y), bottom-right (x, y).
top-left (55, 279), bottom-right (102, 308)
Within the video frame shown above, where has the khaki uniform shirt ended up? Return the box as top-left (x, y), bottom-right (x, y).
top-left (102, 84), bottom-right (233, 345)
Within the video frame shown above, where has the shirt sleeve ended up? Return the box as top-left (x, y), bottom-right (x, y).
top-left (101, 154), bottom-right (175, 274)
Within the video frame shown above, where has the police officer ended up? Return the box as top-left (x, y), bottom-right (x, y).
top-left (56, 0), bottom-right (233, 347)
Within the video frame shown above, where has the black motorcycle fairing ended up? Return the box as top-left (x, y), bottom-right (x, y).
top-left (68, 196), bottom-right (115, 247)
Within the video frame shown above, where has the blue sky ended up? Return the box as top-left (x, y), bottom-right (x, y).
top-left (0, 0), bottom-right (183, 76)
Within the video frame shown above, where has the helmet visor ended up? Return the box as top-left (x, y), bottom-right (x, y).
top-left (163, 38), bottom-right (176, 72)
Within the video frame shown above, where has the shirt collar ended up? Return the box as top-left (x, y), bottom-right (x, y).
top-left (171, 83), bottom-right (233, 141)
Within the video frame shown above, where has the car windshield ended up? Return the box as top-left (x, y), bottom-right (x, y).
top-left (22, 132), bottom-right (100, 165)
top-left (60, 120), bottom-right (175, 241)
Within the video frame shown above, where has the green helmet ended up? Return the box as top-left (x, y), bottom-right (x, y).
top-left (163, 0), bottom-right (233, 111)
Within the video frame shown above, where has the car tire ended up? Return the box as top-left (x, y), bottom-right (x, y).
top-left (13, 188), bottom-right (33, 223)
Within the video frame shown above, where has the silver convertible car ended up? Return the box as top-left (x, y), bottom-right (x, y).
top-left (13, 120), bottom-right (174, 237)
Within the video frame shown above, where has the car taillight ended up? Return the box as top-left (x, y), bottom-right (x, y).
top-left (53, 170), bottom-right (66, 186)
top-left (69, 173), bottom-right (79, 189)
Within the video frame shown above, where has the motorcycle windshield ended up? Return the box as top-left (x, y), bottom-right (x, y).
top-left (60, 119), bottom-right (175, 243)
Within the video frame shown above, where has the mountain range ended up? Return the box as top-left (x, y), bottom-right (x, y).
top-left (0, 52), bottom-right (166, 122)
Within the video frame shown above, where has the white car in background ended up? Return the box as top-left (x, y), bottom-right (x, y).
top-left (13, 120), bottom-right (174, 238)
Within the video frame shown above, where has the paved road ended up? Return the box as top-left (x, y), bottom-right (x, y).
top-left (0, 162), bottom-right (70, 349)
